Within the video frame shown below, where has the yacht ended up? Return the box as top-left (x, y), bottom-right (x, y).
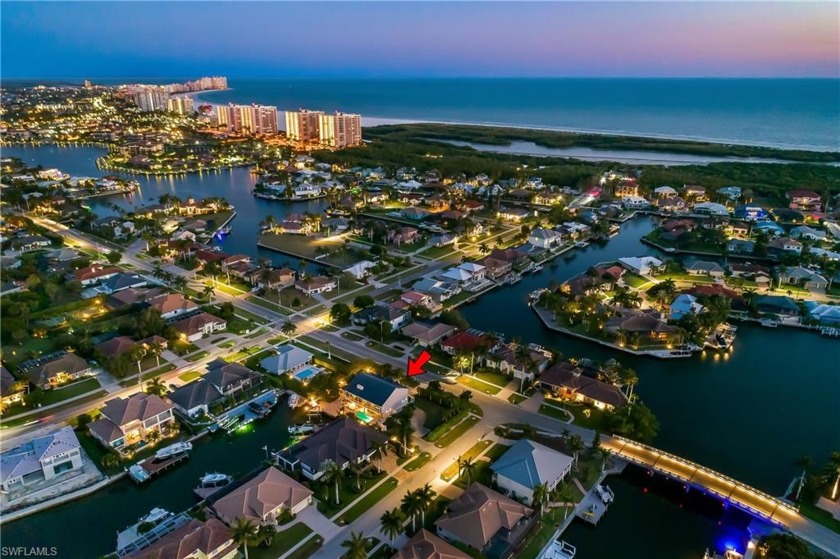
top-left (198, 472), bottom-right (232, 489)
top-left (532, 264), bottom-right (544, 273)
top-left (759, 318), bottom-right (779, 328)
top-left (154, 442), bottom-right (192, 461)
top-left (595, 484), bottom-right (615, 505)
top-left (288, 424), bottom-right (316, 435)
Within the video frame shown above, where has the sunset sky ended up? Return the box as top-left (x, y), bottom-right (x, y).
top-left (2, 1), bottom-right (838, 79)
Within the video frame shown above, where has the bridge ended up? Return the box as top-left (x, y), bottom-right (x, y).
top-left (602, 436), bottom-right (840, 558)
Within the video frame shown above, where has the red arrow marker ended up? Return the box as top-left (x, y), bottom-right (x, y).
top-left (407, 350), bottom-right (431, 377)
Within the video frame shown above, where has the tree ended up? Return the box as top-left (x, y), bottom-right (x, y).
top-left (330, 303), bottom-right (352, 325)
top-left (371, 440), bottom-right (389, 474)
top-left (202, 284), bottom-right (215, 302)
top-left (353, 294), bottom-right (375, 309)
top-left (757, 534), bottom-right (819, 559)
top-left (458, 456), bottom-right (477, 484)
top-left (321, 459), bottom-right (342, 505)
top-left (400, 490), bottom-right (422, 532)
top-left (532, 483), bottom-right (549, 516)
top-left (380, 508), bottom-right (406, 544)
top-left (795, 456), bottom-right (812, 501)
top-left (130, 346), bottom-right (147, 388)
top-left (416, 483), bottom-right (436, 526)
top-left (340, 532), bottom-right (368, 559)
top-left (281, 320), bottom-right (297, 342)
top-left (145, 377), bottom-right (166, 396)
top-left (256, 524), bottom-right (275, 548)
top-left (106, 250), bottom-right (123, 265)
top-left (231, 517), bottom-right (260, 559)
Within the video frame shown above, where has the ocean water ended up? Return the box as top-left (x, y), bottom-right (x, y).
top-left (189, 78), bottom-right (840, 151)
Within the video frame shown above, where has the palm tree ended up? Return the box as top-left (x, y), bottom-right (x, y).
top-left (148, 341), bottom-right (163, 368)
top-left (231, 517), bottom-right (260, 559)
top-left (458, 456), bottom-right (477, 484)
top-left (145, 377), bottom-right (166, 396)
top-left (400, 490), bottom-right (422, 532)
top-left (532, 483), bottom-right (549, 516)
top-left (348, 461), bottom-right (363, 492)
top-left (370, 440), bottom-right (389, 474)
top-left (202, 284), bottom-right (215, 302)
top-left (380, 508), bottom-right (406, 544)
top-left (416, 484), bottom-right (436, 526)
top-left (130, 346), bottom-right (146, 389)
top-left (171, 276), bottom-right (188, 291)
top-left (340, 531), bottom-right (368, 559)
top-left (620, 368), bottom-right (638, 402)
top-left (795, 456), bottom-right (812, 501)
top-left (281, 320), bottom-right (297, 342)
top-left (321, 459), bottom-right (343, 505)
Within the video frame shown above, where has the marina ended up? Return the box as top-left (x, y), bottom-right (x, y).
top-left (127, 442), bottom-right (193, 483)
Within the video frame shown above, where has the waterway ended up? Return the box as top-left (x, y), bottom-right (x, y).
top-left (1, 406), bottom-right (294, 558)
top-left (3, 145), bottom-right (839, 558)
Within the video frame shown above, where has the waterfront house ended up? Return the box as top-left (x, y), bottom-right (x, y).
top-left (276, 416), bottom-right (387, 480)
top-left (655, 196), bottom-right (686, 212)
top-left (528, 228), bottom-right (562, 249)
top-left (654, 186), bottom-right (678, 198)
top-left (172, 312), bottom-right (227, 342)
top-left (441, 262), bottom-right (486, 287)
top-left (146, 292), bottom-right (199, 320)
top-left (401, 291), bottom-right (444, 314)
top-left (0, 427), bottom-right (83, 492)
top-left (341, 373), bottom-right (411, 421)
top-left (351, 304), bottom-right (412, 332)
top-left (21, 352), bottom-right (93, 390)
top-left (406, 279), bottom-right (459, 302)
top-left (613, 179), bottom-right (639, 198)
top-left (669, 294), bottom-right (704, 321)
top-left (717, 186), bottom-right (742, 201)
top-left (401, 321), bottom-right (456, 346)
top-left (247, 267), bottom-right (296, 290)
top-left (755, 295), bottom-right (800, 317)
top-left (726, 239), bottom-right (755, 255)
top-left (127, 518), bottom-right (237, 559)
top-left (440, 329), bottom-right (496, 356)
top-left (767, 237), bottom-right (803, 256)
top-left (605, 308), bottom-right (681, 343)
top-left (790, 226), bottom-right (828, 242)
top-left (539, 362), bottom-right (628, 411)
top-left (776, 267), bottom-right (828, 290)
top-left (491, 439), bottom-right (574, 504)
top-left (483, 343), bottom-right (551, 384)
top-left (752, 221), bottom-right (785, 237)
top-left (0, 367), bottom-right (24, 409)
top-left (683, 185), bottom-right (707, 200)
top-left (344, 260), bottom-right (377, 280)
top-left (88, 393), bottom-right (175, 451)
top-left (168, 361), bottom-right (261, 418)
top-left (806, 303), bottom-right (840, 325)
top-left (685, 260), bottom-right (726, 278)
top-left (295, 275), bottom-right (337, 295)
top-left (621, 195), bottom-right (650, 210)
top-left (693, 202), bottom-right (729, 217)
top-left (478, 256), bottom-right (513, 281)
top-left (489, 247), bottom-right (531, 270)
top-left (211, 466), bottom-right (313, 526)
top-left (786, 189), bottom-right (822, 212)
top-left (618, 256), bottom-right (664, 277)
top-left (435, 483), bottom-right (534, 559)
top-left (260, 344), bottom-right (314, 376)
top-left (728, 263), bottom-right (771, 281)
top-left (660, 219), bottom-right (698, 242)
top-left (394, 529), bottom-right (472, 559)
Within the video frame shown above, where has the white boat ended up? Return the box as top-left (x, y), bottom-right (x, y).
top-left (759, 318), bottom-right (779, 328)
top-left (116, 508), bottom-right (173, 552)
top-left (140, 507), bottom-right (172, 524)
top-left (199, 472), bottom-right (231, 488)
top-left (575, 241), bottom-right (589, 248)
top-left (154, 442), bottom-right (192, 461)
top-left (533, 265), bottom-right (544, 272)
top-left (288, 393), bottom-right (300, 408)
top-left (128, 464), bottom-right (151, 483)
top-left (288, 424), bottom-right (315, 435)
top-left (595, 484), bottom-right (615, 505)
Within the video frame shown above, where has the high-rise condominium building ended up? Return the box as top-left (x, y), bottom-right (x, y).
top-left (133, 88), bottom-right (168, 112)
top-left (285, 109), bottom-right (323, 142)
top-left (167, 96), bottom-right (195, 115)
top-left (318, 112), bottom-right (363, 148)
top-left (217, 104), bottom-right (278, 134)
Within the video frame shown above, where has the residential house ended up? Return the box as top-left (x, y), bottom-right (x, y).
top-left (0, 427), bottom-right (84, 492)
top-left (621, 196), bottom-right (650, 210)
top-left (528, 228), bottom-right (562, 249)
top-left (683, 185), bottom-right (707, 200)
top-left (276, 416), bottom-right (387, 480)
top-left (786, 189), bottom-right (822, 212)
top-left (685, 261), bottom-right (726, 278)
top-left (478, 256), bottom-right (513, 281)
top-left (168, 361), bottom-right (262, 418)
top-left (344, 261), bottom-right (377, 280)
top-left (693, 202), bottom-right (729, 217)
top-left (441, 262), bottom-right (486, 287)
top-left (727, 239), bottom-right (755, 255)
top-left (10, 235), bottom-right (51, 252)
top-left (752, 221), bottom-right (785, 237)
top-left (401, 321), bottom-right (457, 346)
top-left (767, 237), bottom-right (803, 256)
top-left (489, 248), bottom-right (530, 271)
top-left (146, 293), bottom-right (199, 320)
top-left (618, 256), bottom-right (664, 277)
top-left (211, 467), bottom-right (313, 525)
top-left (497, 207), bottom-right (531, 222)
top-left (70, 265), bottom-right (121, 286)
top-left (1, 367), bottom-right (24, 409)
top-left (295, 276), bottom-right (337, 295)
top-left (484, 343), bottom-right (551, 384)
top-left (94, 335), bottom-right (139, 360)
top-left (806, 303), bottom-right (840, 326)
top-left (88, 393), bottom-right (175, 451)
top-left (654, 186), bottom-right (678, 198)
top-left (435, 483), bottom-right (534, 559)
top-left (401, 291), bottom-right (443, 314)
top-left (21, 352), bottom-right (93, 390)
top-left (409, 279), bottom-right (460, 302)
top-left (247, 267), bottom-right (296, 290)
top-left (341, 373), bottom-right (412, 421)
top-left (401, 207), bottom-right (429, 221)
top-left (491, 439), bottom-right (575, 503)
top-left (393, 529), bottom-right (472, 559)
top-left (533, 191), bottom-right (563, 206)
top-left (776, 267), bottom-right (828, 290)
top-left (604, 309), bottom-right (681, 343)
top-left (655, 196), bottom-right (686, 212)
top-left (717, 186), bottom-right (742, 201)
top-left (660, 219), bottom-right (698, 242)
top-left (172, 312), bottom-right (227, 342)
top-left (388, 227), bottom-right (421, 246)
top-left (440, 329), bottom-right (495, 356)
top-left (790, 226), bottom-right (828, 242)
top-left (351, 305), bottom-right (412, 332)
top-left (734, 204), bottom-right (769, 221)
top-left (127, 518), bottom-right (237, 559)
top-left (613, 179), bottom-right (639, 198)
top-left (728, 263), bottom-right (771, 283)
top-left (669, 294), bottom-right (704, 321)
top-left (539, 362), bottom-right (628, 411)
top-left (755, 295), bottom-right (800, 318)
top-left (260, 344), bottom-right (314, 376)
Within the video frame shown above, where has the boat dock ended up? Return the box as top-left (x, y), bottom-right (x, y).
top-left (116, 512), bottom-right (191, 557)
top-left (128, 453), bottom-right (189, 484)
top-left (193, 485), bottom-right (225, 500)
top-left (575, 484), bottom-right (615, 526)
top-left (819, 326), bottom-right (840, 338)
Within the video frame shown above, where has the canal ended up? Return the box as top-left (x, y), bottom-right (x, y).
top-left (3, 145), bottom-right (839, 557)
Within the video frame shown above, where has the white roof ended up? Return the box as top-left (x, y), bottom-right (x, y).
top-left (654, 186), bottom-right (677, 194)
top-left (458, 262), bottom-right (485, 273)
top-left (529, 228), bottom-right (562, 239)
top-left (619, 256), bottom-right (663, 271)
top-left (442, 268), bottom-right (472, 282)
top-left (0, 427), bottom-right (80, 485)
top-left (693, 202), bottom-right (729, 215)
top-left (260, 344), bottom-right (313, 373)
top-left (344, 260), bottom-right (377, 275)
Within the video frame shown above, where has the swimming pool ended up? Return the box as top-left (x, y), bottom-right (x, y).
top-left (355, 411), bottom-right (374, 424)
top-left (293, 366), bottom-right (322, 381)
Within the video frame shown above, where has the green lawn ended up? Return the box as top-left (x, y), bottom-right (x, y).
top-left (404, 451), bottom-right (432, 472)
top-left (218, 340), bottom-right (237, 349)
top-left (484, 443), bottom-right (512, 461)
top-left (418, 245), bottom-right (458, 259)
top-left (38, 377), bottom-right (101, 406)
top-left (247, 295), bottom-right (289, 315)
top-left (365, 341), bottom-right (403, 358)
top-left (178, 370), bottom-right (201, 382)
top-left (285, 535), bottom-right (323, 559)
top-left (798, 501), bottom-right (840, 534)
top-left (341, 331), bottom-right (364, 341)
top-left (441, 440), bottom-right (492, 481)
top-left (557, 401), bottom-right (612, 432)
top-left (538, 403), bottom-right (572, 423)
top-left (414, 396), bottom-right (449, 430)
top-left (517, 507), bottom-right (567, 559)
top-left (316, 470), bottom-right (388, 518)
top-left (185, 350), bottom-right (209, 363)
top-left (336, 477), bottom-right (399, 524)
top-left (434, 414), bottom-right (481, 448)
top-left (248, 523), bottom-right (314, 559)
top-left (623, 272), bottom-right (651, 289)
top-left (170, 340), bottom-right (199, 356)
top-left (458, 375), bottom-right (503, 395)
top-left (508, 393), bottom-right (526, 405)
